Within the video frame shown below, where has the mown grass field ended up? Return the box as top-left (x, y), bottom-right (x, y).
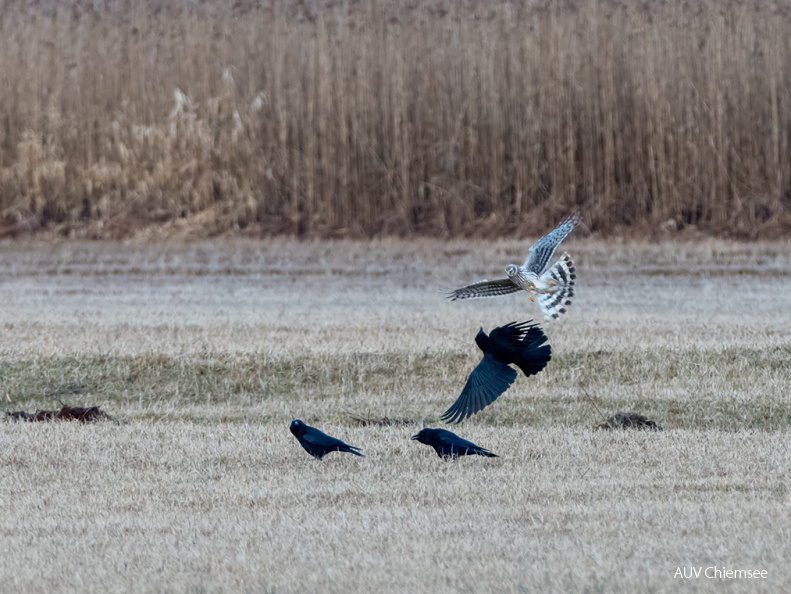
top-left (1, 238), bottom-right (790, 592)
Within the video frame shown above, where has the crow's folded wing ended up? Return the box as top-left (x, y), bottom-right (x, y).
top-left (303, 428), bottom-right (363, 454)
top-left (436, 430), bottom-right (497, 457)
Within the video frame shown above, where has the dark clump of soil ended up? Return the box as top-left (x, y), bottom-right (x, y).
top-left (348, 413), bottom-right (417, 427)
top-left (597, 412), bottom-right (663, 431)
top-left (5, 405), bottom-right (121, 425)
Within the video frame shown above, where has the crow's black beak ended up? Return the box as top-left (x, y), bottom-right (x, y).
top-left (410, 434), bottom-right (420, 440)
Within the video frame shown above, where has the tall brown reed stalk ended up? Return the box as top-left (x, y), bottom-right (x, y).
top-left (0, 0), bottom-right (789, 239)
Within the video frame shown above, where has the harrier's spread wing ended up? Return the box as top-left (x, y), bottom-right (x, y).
top-left (447, 278), bottom-right (521, 301)
top-left (523, 214), bottom-right (580, 275)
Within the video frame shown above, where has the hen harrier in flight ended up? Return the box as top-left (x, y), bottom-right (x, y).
top-left (448, 214), bottom-right (579, 320)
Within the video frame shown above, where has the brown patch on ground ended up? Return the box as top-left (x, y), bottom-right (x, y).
top-left (347, 413), bottom-right (417, 427)
top-left (5, 405), bottom-right (121, 425)
top-left (597, 412), bottom-right (664, 431)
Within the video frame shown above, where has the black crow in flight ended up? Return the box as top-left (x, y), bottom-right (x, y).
top-left (442, 321), bottom-right (551, 424)
top-left (289, 419), bottom-right (364, 459)
top-left (411, 428), bottom-right (498, 459)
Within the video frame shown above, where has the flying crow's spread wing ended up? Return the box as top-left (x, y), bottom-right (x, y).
top-left (447, 278), bottom-right (521, 301)
top-left (441, 353), bottom-right (517, 424)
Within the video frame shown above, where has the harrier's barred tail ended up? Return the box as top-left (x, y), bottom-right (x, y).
top-left (537, 253), bottom-right (576, 320)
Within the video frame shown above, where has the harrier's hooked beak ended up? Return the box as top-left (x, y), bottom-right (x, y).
top-left (529, 296), bottom-right (534, 302)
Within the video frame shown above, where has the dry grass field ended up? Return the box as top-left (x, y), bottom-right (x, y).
top-left (1, 238), bottom-right (790, 593)
top-left (2, 1), bottom-right (791, 239)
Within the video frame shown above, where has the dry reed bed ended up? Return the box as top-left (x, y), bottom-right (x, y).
top-left (2, 1), bottom-right (791, 239)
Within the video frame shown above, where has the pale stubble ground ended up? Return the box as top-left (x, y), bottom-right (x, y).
top-left (0, 238), bottom-right (790, 593)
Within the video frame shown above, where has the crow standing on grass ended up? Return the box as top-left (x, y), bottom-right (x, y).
top-left (289, 419), bottom-right (364, 459)
top-left (442, 320), bottom-right (551, 424)
top-left (411, 428), bottom-right (498, 459)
